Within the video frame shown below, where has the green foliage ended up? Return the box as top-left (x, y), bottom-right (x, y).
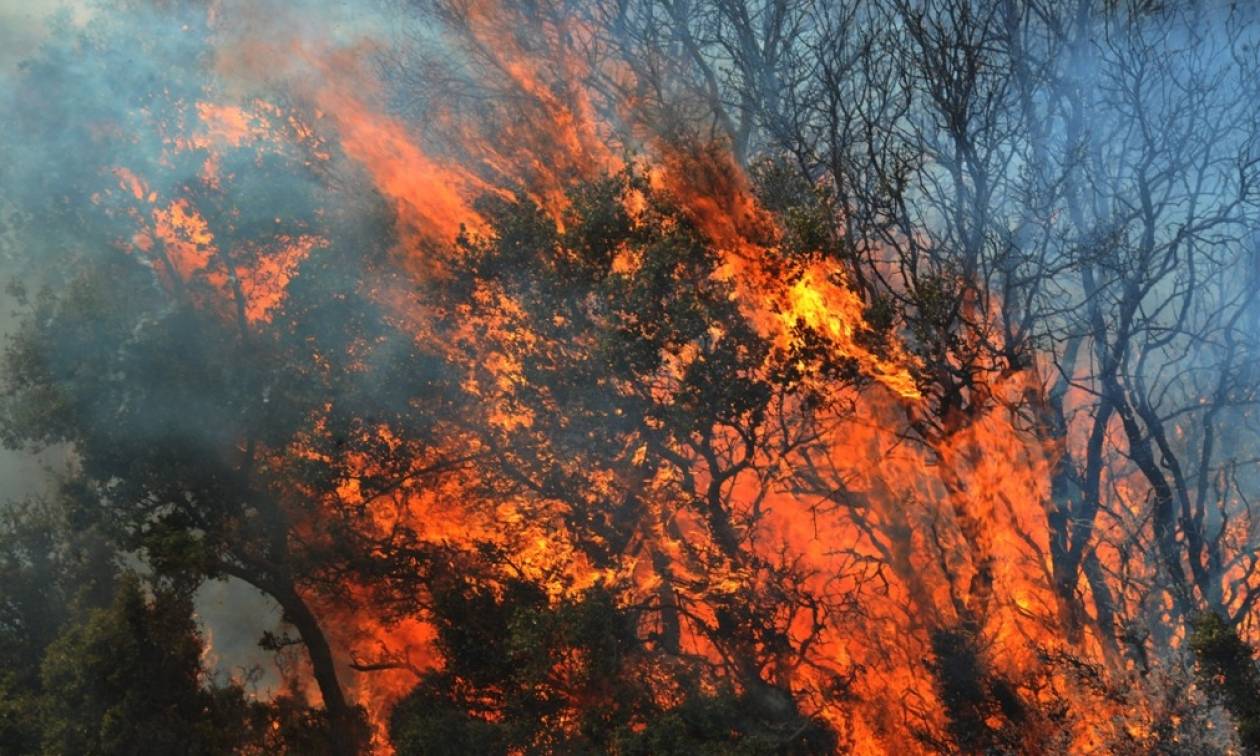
top-left (242, 693), bottom-right (355, 756)
top-left (0, 493), bottom-right (342, 755)
top-left (613, 684), bottom-right (835, 756)
top-left (0, 670), bottom-right (42, 755)
top-left (0, 495), bottom-right (113, 657)
top-left (1191, 612), bottom-right (1260, 752)
top-left (750, 156), bottom-right (841, 262)
top-left (0, 493), bottom-right (118, 753)
top-left (388, 557), bottom-right (834, 756)
top-left (389, 567), bottom-right (649, 754)
top-left (388, 698), bottom-right (509, 756)
top-left (39, 575), bottom-right (250, 755)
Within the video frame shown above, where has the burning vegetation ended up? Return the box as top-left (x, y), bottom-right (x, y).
top-left (4, 0), bottom-right (1260, 753)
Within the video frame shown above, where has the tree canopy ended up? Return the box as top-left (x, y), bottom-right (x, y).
top-left (5, 0), bottom-right (1260, 753)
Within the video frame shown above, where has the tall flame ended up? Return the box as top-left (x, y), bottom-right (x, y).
top-left (80, 0), bottom-right (1242, 751)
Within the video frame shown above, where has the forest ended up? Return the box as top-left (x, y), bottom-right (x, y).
top-left (3, 0), bottom-right (1260, 753)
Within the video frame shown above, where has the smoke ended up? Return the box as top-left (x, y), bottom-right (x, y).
top-left (0, 0), bottom-right (391, 697)
top-left (0, 1), bottom-right (93, 72)
top-left (3, 0), bottom-right (1260, 750)
top-left (0, 0), bottom-right (515, 710)
top-left (0, 0), bottom-right (94, 501)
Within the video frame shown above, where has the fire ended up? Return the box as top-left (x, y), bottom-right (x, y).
top-left (58, 0), bottom-right (1258, 752)
top-left (782, 264), bottom-right (921, 399)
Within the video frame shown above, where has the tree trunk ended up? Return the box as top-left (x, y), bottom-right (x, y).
top-left (272, 581), bottom-right (362, 755)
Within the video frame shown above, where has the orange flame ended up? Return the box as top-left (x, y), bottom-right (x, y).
top-left (92, 1), bottom-right (1244, 752)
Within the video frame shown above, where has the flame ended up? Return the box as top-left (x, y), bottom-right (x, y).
top-left (782, 264), bottom-right (921, 399)
top-left (80, 1), bottom-right (1259, 752)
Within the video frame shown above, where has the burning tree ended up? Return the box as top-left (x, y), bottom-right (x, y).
top-left (5, 0), bottom-right (1260, 753)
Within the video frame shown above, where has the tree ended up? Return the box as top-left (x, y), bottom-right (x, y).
top-left (0, 481), bottom-right (358, 754)
top-left (387, 546), bottom-right (834, 754)
top-left (8, 0), bottom-right (1260, 751)
top-left (0, 5), bottom-right (473, 750)
top-left (0, 491), bottom-right (117, 753)
top-left (39, 574), bottom-right (255, 755)
top-left (1191, 612), bottom-right (1260, 753)
top-left (427, 167), bottom-right (855, 742)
